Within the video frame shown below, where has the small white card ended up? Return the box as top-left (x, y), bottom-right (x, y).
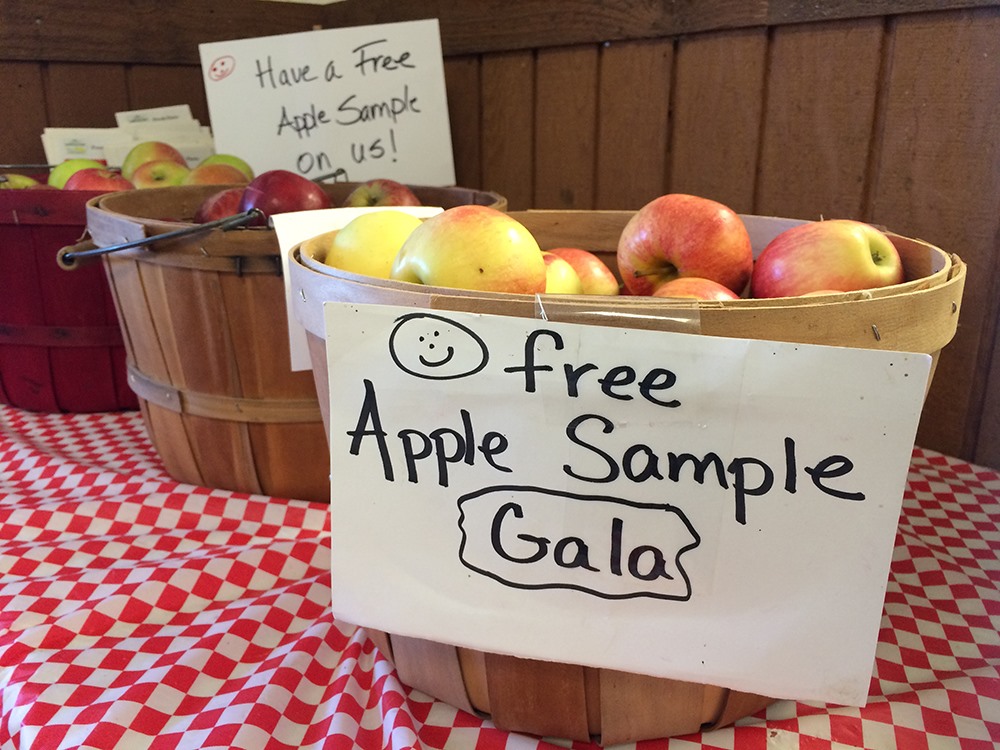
top-left (42, 106), bottom-right (215, 168)
top-left (322, 302), bottom-right (932, 706)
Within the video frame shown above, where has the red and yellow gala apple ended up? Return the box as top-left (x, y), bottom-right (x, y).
top-left (131, 160), bottom-right (190, 188)
top-left (651, 276), bottom-right (741, 301)
top-left (183, 163), bottom-right (250, 186)
top-left (121, 141), bottom-right (187, 181)
top-left (342, 178), bottom-right (421, 207)
top-left (546, 247), bottom-right (620, 295)
top-left (750, 219), bottom-right (904, 298)
top-left (617, 193), bottom-right (753, 296)
top-left (63, 168), bottom-right (134, 192)
top-left (197, 153), bottom-right (254, 181)
top-left (390, 205), bottom-right (546, 293)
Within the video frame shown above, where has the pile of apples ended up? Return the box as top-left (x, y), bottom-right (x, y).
top-left (0, 140), bottom-right (255, 193)
top-left (307, 192), bottom-right (905, 300)
top-left (194, 173), bottom-right (423, 227)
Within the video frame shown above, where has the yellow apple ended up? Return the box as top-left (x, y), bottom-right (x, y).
top-left (320, 210), bottom-right (424, 278)
top-left (390, 205), bottom-right (546, 293)
top-left (543, 251), bottom-right (583, 294)
top-left (1, 173), bottom-right (42, 189)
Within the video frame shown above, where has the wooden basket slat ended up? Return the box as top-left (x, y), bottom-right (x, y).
top-left (389, 634), bottom-right (478, 716)
top-left (245, 422), bottom-right (329, 503)
top-left (598, 670), bottom-right (715, 744)
top-left (139, 401), bottom-right (206, 486)
top-left (705, 689), bottom-right (774, 730)
top-left (482, 652), bottom-right (591, 741)
top-left (456, 647), bottom-right (490, 715)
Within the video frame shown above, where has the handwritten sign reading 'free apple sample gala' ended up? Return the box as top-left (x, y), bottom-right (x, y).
top-left (323, 303), bottom-right (932, 706)
top-left (198, 20), bottom-right (454, 184)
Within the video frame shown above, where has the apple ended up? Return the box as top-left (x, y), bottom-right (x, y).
top-left (390, 205), bottom-right (546, 293)
top-left (0, 173), bottom-right (42, 189)
top-left (196, 153), bottom-right (254, 181)
top-left (131, 160), bottom-right (191, 188)
top-left (63, 168), bottom-right (134, 192)
top-left (121, 141), bottom-right (187, 180)
top-left (194, 187), bottom-right (245, 223)
top-left (616, 193), bottom-right (753, 296)
top-left (750, 219), bottom-right (904, 298)
top-left (182, 163), bottom-right (250, 186)
top-left (651, 276), bottom-right (740, 301)
top-left (316, 210), bottom-right (424, 278)
top-left (546, 247), bottom-right (620, 295)
top-left (343, 178), bottom-right (421, 207)
top-left (47, 158), bottom-right (106, 189)
top-left (238, 169), bottom-right (332, 226)
top-left (543, 251), bottom-right (584, 294)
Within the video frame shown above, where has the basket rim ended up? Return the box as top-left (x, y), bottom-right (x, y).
top-left (293, 221), bottom-right (958, 309)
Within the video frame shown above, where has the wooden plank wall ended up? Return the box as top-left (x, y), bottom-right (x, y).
top-left (2, 0), bottom-right (998, 469)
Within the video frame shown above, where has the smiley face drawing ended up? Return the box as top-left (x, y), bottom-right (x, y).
top-left (389, 313), bottom-right (489, 380)
top-left (207, 55), bottom-right (236, 82)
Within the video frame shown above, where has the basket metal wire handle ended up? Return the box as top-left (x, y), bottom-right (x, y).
top-left (57, 208), bottom-right (265, 270)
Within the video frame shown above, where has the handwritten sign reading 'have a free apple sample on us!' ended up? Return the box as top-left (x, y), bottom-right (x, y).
top-left (322, 302), bottom-right (933, 708)
top-left (198, 20), bottom-right (454, 184)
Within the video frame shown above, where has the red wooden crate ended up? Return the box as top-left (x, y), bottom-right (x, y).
top-left (0, 189), bottom-right (137, 413)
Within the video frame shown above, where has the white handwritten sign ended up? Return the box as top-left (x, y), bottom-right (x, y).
top-left (322, 302), bottom-right (932, 706)
top-left (198, 20), bottom-right (455, 184)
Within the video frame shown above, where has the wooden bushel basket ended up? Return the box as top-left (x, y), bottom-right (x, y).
top-left (0, 188), bottom-right (137, 413)
top-left (288, 210), bottom-right (966, 744)
top-left (79, 183), bottom-right (505, 503)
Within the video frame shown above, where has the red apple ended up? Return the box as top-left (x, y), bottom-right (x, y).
top-left (651, 276), bottom-right (740, 301)
top-left (617, 194), bottom-right (753, 296)
top-left (121, 141), bottom-right (187, 181)
top-left (131, 160), bottom-right (190, 188)
top-left (238, 169), bottom-right (332, 226)
top-left (390, 205), bottom-right (546, 293)
top-left (750, 219), bottom-right (904, 298)
top-left (182, 163), bottom-right (250, 186)
top-left (546, 247), bottom-right (620, 295)
top-left (194, 187), bottom-right (245, 223)
top-left (342, 179), bottom-right (421, 207)
top-left (63, 168), bottom-right (134, 192)
top-left (47, 158), bottom-right (107, 188)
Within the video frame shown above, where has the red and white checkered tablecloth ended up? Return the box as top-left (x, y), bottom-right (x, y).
top-left (0, 404), bottom-right (997, 750)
